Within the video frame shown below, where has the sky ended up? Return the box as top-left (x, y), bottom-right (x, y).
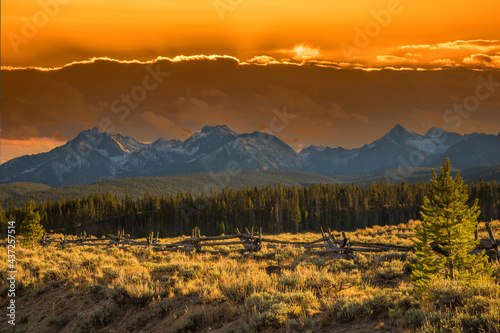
top-left (1, 0), bottom-right (500, 163)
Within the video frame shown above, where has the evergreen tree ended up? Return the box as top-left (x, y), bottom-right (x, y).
top-left (290, 197), bottom-right (301, 233)
top-left (0, 203), bottom-right (7, 234)
top-left (411, 159), bottom-right (490, 289)
top-left (20, 201), bottom-right (45, 249)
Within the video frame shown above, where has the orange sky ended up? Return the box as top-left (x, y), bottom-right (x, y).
top-left (1, 0), bottom-right (500, 163)
top-left (2, 0), bottom-right (500, 68)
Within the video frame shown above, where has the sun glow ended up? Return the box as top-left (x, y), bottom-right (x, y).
top-left (291, 44), bottom-right (320, 60)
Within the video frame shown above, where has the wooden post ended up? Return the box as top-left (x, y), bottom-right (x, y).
top-left (258, 227), bottom-right (263, 251)
top-left (327, 228), bottom-right (339, 249)
top-left (320, 228), bottom-right (327, 243)
top-left (341, 232), bottom-right (348, 248)
top-left (486, 221), bottom-right (499, 260)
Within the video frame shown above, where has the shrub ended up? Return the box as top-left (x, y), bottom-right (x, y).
top-left (101, 266), bottom-right (120, 283)
top-left (375, 260), bottom-right (406, 282)
top-left (198, 284), bottom-right (224, 303)
top-left (220, 272), bottom-right (272, 303)
top-left (245, 291), bottom-right (320, 329)
top-left (85, 283), bottom-right (105, 296)
top-left (365, 290), bottom-right (397, 317)
top-left (328, 259), bottom-right (359, 272)
top-left (328, 299), bottom-right (367, 323)
top-left (403, 308), bottom-right (426, 328)
top-left (47, 315), bottom-right (69, 329)
top-left (91, 303), bottom-right (117, 326)
top-left (286, 316), bottom-right (314, 332)
top-left (180, 268), bottom-right (199, 280)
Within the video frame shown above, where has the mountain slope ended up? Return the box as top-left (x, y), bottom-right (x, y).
top-left (0, 125), bottom-right (300, 187)
top-left (1, 124), bottom-right (499, 187)
top-left (300, 125), bottom-right (498, 176)
top-left (0, 170), bottom-right (341, 206)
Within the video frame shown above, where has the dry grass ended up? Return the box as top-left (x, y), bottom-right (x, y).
top-left (1, 220), bottom-right (499, 332)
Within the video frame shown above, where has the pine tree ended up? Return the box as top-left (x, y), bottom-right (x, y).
top-left (20, 201), bottom-right (45, 249)
top-left (289, 197), bottom-right (301, 233)
top-left (0, 203), bottom-right (8, 234)
top-left (410, 159), bottom-right (491, 289)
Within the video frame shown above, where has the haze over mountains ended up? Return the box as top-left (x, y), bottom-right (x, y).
top-left (0, 124), bottom-right (499, 187)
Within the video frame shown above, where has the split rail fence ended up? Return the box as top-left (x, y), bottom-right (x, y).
top-left (34, 225), bottom-right (500, 260)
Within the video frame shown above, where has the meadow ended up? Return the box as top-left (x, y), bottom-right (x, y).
top-left (2, 220), bottom-right (500, 333)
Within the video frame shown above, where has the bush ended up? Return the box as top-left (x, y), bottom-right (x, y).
top-left (245, 291), bottom-right (320, 329)
top-left (180, 268), bottom-right (199, 280)
top-left (365, 290), bottom-right (398, 317)
top-left (286, 316), bottom-right (314, 332)
top-left (85, 283), bottom-right (105, 296)
top-left (403, 308), bottom-right (426, 328)
top-left (328, 299), bottom-right (367, 323)
top-left (91, 303), bottom-right (117, 326)
top-left (375, 260), bottom-right (406, 282)
top-left (220, 272), bottom-right (272, 303)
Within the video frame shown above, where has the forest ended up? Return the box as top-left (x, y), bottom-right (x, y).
top-left (1, 180), bottom-right (499, 238)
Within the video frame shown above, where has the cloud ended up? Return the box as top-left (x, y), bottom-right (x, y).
top-left (429, 58), bottom-right (457, 66)
top-left (463, 54), bottom-right (500, 67)
top-left (1, 55), bottom-right (241, 72)
top-left (352, 114), bottom-right (369, 124)
top-left (399, 108), bottom-right (483, 134)
top-left (0, 137), bottom-right (62, 163)
top-left (388, 40), bottom-right (500, 69)
top-left (2, 56), bottom-right (499, 161)
top-left (377, 55), bottom-right (418, 64)
top-left (3, 125), bottom-right (40, 141)
top-left (329, 103), bottom-right (368, 123)
top-left (198, 88), bottom-right (229, 98)
top-left (278, 44), bottom-right (320, 60)
top-left (1, 73), bottom-right (97, 140)
top-left (170, 97), bottom-right (221, 123)
top-left (138, 111), bottom-right (178, 132)
top-left (399, 39), bottom-right (500, 52)
top-left (245, 56), bottom-right (280, 65)
top-left (53, 131), bottom-right (68, 142)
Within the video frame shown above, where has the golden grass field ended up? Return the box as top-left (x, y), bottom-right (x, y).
top-left (1, 220), bottom-right (500, 333)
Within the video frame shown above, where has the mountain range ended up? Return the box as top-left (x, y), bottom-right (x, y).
top-left (1, 124), bottom-right (499, 187)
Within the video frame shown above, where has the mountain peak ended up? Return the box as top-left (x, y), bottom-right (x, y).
top-left (381, 124), bottom-right (412, 140)
top-left (389, 124), bottom-right (409, 134)
top-left (74, 127), bottom-right (108, 141)
top-left (86, 127), bottom-right (105, 134)
top-left (425, 127), bottom-right (447, 136)
top-left (201, 125), bottom-right (237, 136)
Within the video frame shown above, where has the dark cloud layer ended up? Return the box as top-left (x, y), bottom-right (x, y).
top-left (2, 58), bottom-right (500, 156)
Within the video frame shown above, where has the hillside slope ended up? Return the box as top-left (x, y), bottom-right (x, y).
top-left (0, 170), bottom-right (340, 206)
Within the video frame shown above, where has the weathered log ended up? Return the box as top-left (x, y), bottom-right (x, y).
top-left (349, 241), bottom-right (413, 251)
top-left (485, 222), bottom-right (499, 259)
top-left (201, 241), bottom-right (246, 247)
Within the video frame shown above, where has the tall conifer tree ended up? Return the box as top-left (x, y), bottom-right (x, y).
top-left (20, 201), bottom-right (45, 249)
top-left (411, 159), bottom-right (491, 289)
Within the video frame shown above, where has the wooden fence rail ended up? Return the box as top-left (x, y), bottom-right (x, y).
top-left (23, 224), bottom-right (497, 261)
top-left (1, 223), bottom-right (497, 260)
